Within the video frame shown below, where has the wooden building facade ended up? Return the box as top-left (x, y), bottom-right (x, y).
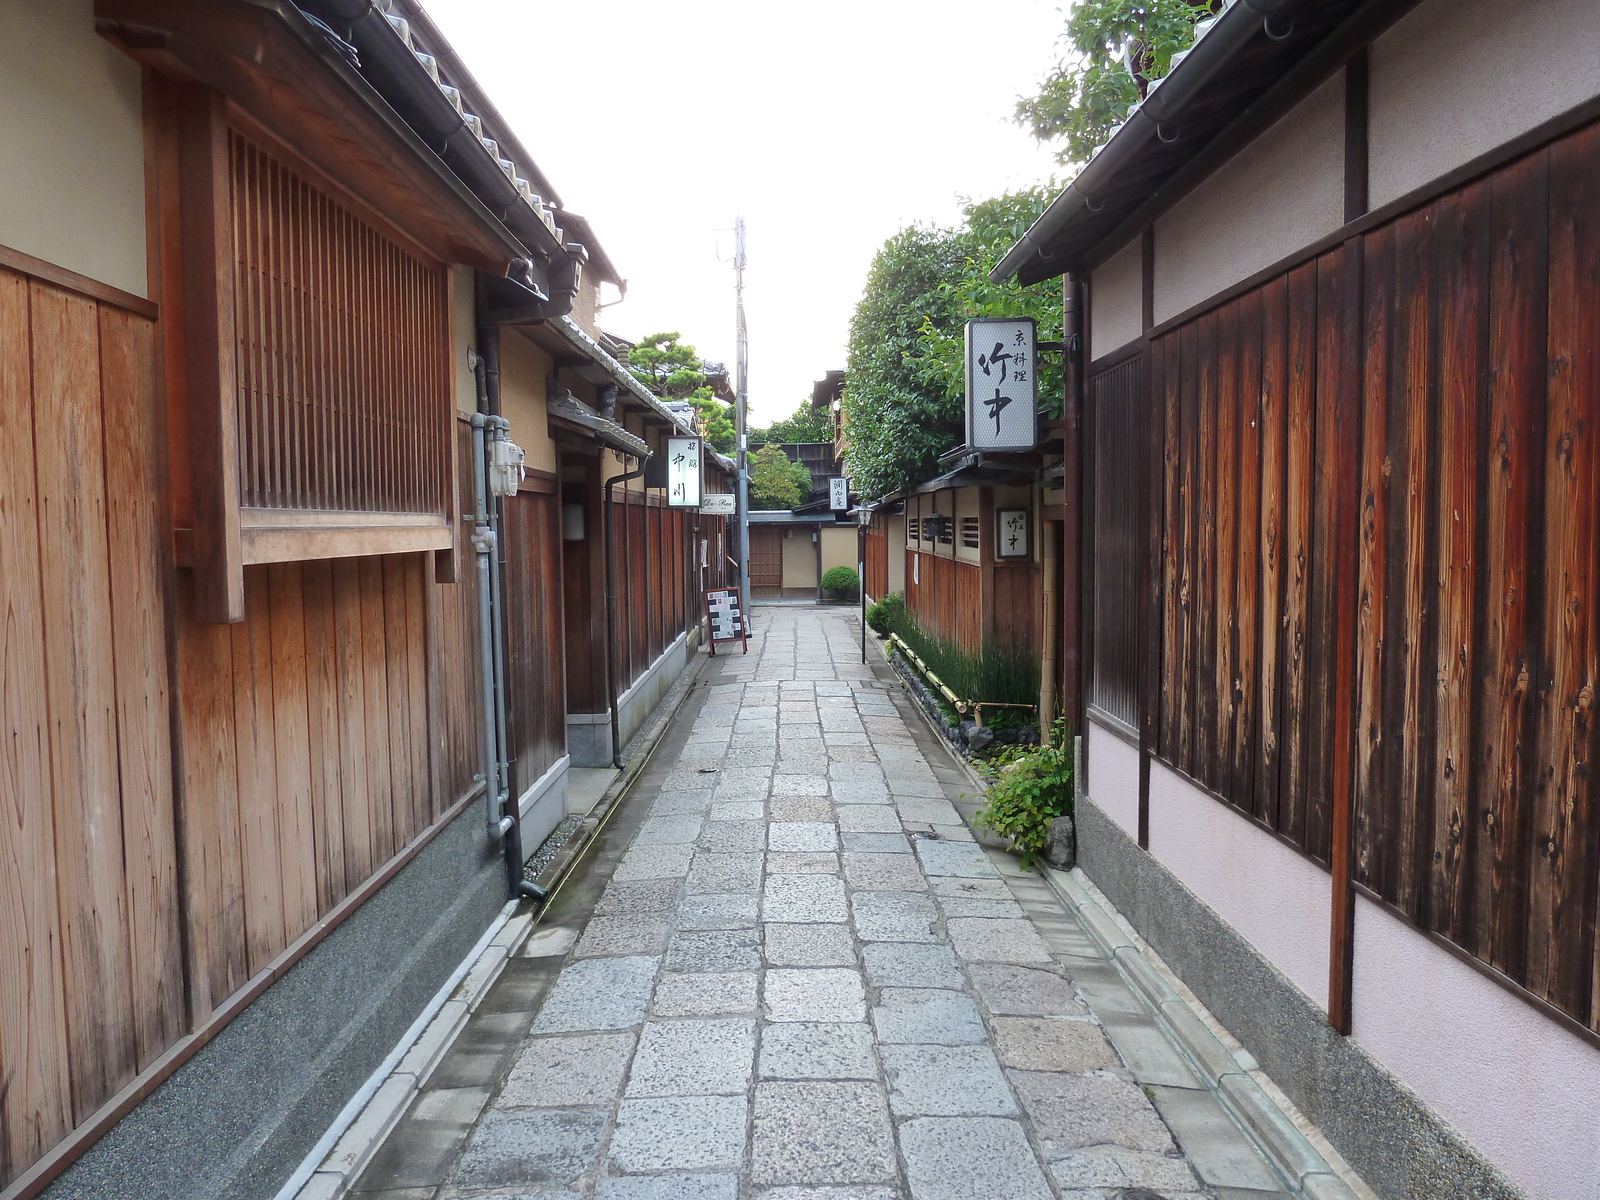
top-left (0, 3), bottom-right (718, 1197)
top-left (995, 1), bottom-right (1600, 1196)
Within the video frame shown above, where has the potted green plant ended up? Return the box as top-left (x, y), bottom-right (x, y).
top-left (820, 565), bottom-right (859, 603)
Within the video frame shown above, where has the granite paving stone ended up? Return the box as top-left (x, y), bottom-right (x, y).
top-left (409, 608), bottom-right (1265, 1200)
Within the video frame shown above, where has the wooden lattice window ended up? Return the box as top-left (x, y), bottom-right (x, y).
top-left (229, 129), bottom-right (453, 562)
top-left (960, 516), bottom-right (980, 549)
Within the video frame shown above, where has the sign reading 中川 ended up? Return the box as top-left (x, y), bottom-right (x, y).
top-left (699, 493), bottom-right (736, 516)
top-left (965, 317), bottom-right (1037, 452)
top-left (666, 436), bottom-right (702, 507)
top-left (828, 476), bottom-right (849, 511)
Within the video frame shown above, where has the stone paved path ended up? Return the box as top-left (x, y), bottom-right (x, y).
top-left (434, 606), bottom-right (1246, 1199)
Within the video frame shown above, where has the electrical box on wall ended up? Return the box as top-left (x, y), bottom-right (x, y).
top-left (489, 436), bottom-right (525, 497)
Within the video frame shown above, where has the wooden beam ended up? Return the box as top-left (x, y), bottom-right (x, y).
top-left (177, 84), bottom-right (242, 623)
top-left (1344, 47), bottom-right (1370, 223)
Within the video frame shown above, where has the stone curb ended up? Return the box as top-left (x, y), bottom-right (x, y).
top-left (1047, 868), bottom-right (1363, 1200)
top-left (282, 652), bottom-right (711, 1200)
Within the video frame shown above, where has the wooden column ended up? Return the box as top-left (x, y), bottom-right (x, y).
top-left (176, 85), bottom-right (243, 623)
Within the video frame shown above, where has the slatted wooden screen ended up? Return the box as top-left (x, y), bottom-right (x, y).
top-left (864, 520), bottom-right (889, 599)
top-left (1147, 118), bottom-right (1600, 1032)
top-left (230, 131), bottom-right (450, 516)
top-left (1090, 354), bottom-right (1144, 730)
top-left (503, 490), bottom-right (565, 791)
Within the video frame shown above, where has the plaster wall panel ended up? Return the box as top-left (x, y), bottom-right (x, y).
top-left (500, 330), bottom-right (558, 474)
top-left (1369, 0), bottom-right (1600, 209)
top-left (1087, 717), bottom-right (1140, 840)
top-left (885, 515), bottom-right (906, 594)
top-left (1090, 237), bottom-right (1143, 360)
top-left (954, 487), bottom-right (981, 564)
top-left (781, 528), bottom-right (817, 589)
top-left (0, 0), bottom-right (147, 296)
top-left (1153, 74), bottom-right (1344, 324)
top-left (1148, 761), bottom-right (1330, 1007)
top-left (1351, 895), bottom-right (1600, 1200)
top-left (820, 525), bottom-right (857, 574)
top-left (452, 265), bottom-right (477, 415)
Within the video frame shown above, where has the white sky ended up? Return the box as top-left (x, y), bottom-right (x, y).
top-left (426, 0), bottom-right (1067, 426)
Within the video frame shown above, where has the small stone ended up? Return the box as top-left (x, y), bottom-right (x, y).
top-left (1044, 815), bottom-right (1077, 869)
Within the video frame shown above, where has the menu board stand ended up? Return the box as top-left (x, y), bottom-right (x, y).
top-left (704, 587), bottom-right (749, 655)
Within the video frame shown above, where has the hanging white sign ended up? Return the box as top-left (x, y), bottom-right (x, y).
top-left (828, 477), bottom-right (849, 511)
top-left (666, 436), bottom-right (703, 507)
top-left (699, 493), bottom-right (736, 515)
top-left (965, 317), bottom-right (1038, 452)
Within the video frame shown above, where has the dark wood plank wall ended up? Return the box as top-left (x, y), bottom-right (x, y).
top-left (502, 488), bottom-right (565, 790)
top-left (609, 492), bottom-right (696, 698)
top-left (1140, 119), bottom-right (1600, 1033)
top-left (864, 521), bottom-right (889, 599)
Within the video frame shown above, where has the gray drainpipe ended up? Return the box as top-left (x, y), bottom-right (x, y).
top-left (472, 343), bottom-right (546, 904)
top-left (604, 456), bottom-right (648, 769)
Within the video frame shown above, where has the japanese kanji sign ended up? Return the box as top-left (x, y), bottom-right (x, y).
top-left (965, 317), bottom-right (1037, 451)
top-left (666, 436), bottom-right (702, 507)
top-left (996, 507), bottom-right (1030, 559)
top-left (828, 477), bottom-right (849, 511)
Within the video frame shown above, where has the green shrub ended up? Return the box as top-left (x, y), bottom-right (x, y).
top-left (821, 565), bottom-right (859, 591)
top-left (883, 608), bottom-right (1039, 708)
top-left (865, 592), bottom-right (904, 635)
top-left (974, 719), bottom-right (1074, 868)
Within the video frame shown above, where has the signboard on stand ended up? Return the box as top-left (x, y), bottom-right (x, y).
top-left (704, 586), bottom-right (749, 655)
top-left (666, 436), bottom-right (703, 507)
top-left (965, 317), bottom-right (1037, 451)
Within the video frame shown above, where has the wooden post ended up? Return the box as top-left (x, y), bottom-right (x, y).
top-left (177, 85), bottom-right (243, 623)
top-left (1062, 277), bottom-right (1085, 742)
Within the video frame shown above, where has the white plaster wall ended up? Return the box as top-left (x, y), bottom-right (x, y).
top-left (1351, 896), bottom-right (1600, 1200)
top-left (1369, 0), bottom-right (1600, 210)
top-left (1153, 73), bottom-right (1345, 325)
top-left (453, 264), bottom-right (477, 416)
top-left (1090, 237), bottom-right (1142, 361)
top-left (1147, 762), bottom-right (1330, 1007)
top-left (1087, 716), bottom-right (1140, 840)
top-left (0, 0), bottom-right (147, 297)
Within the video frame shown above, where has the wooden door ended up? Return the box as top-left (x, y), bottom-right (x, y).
top-left (750, 526), bottom-right (783, 596)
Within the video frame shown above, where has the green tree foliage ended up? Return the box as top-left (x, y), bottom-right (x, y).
top-left (748, 444), bottom-right (813, 510)
top-left (842, 189), bottom-right (1064, 500)
top-left (752, 399), bottom-right (833, 445)
top-left (1015, 0), bottom-right (1217, 167)
top-left (623, 331), bottom-right (736, 453)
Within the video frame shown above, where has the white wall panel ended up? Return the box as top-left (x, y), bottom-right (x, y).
top-left (1153, 74), bottom-right (1344, 324)
top-left (1087, 716), bottom-right (1140, 840)
top-left (1147, 762), bottom-right (1330, 1007)
top-left (1090, 237), bottom-right (1142, 361)
top-left (1369, 0), bottom-right (1600, 209)
top-left (1351, 896), bottom-right (1600, 1200)
top-left (0, 0), bottom-right (147, 297)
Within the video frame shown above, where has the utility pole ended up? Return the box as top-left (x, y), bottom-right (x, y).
top-left (734, 217), bottom-right (751, 625)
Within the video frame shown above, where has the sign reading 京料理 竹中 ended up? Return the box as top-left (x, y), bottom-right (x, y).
top-left (965, 317), bottom-right (1037, 452)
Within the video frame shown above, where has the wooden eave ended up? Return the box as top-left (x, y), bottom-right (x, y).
top-left (97, 0), bottom-right (524, 273)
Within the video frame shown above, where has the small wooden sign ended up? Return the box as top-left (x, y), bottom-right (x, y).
top-left (705, 586), bottom-right (749, 655)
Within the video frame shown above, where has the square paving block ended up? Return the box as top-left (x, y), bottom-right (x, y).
top-left (749, 1081), bottom-right (896, 1186)
top-left (710, 800), bottom-right (767, 822)
top-left (945, 918), bottom-right (1054, 965)
top-left (762, 874), bottom-right (849, 923)
top-left (763, 923), bottom-right (857, 968)
top-left (842, 853), bottom-right (927, 892)
top-left (769, 822), bottom-right (840, 853)
top-left (1048, 1144), bottom-right (1200, 1192)
top-left (594, 1173), bottom-right (738, 1199)
top-left (635, 815), bottom-right (705, 846)
top-left (766, 852), bottom-right (840, 875)
top-left (613, 844), bottom-right (696, 882)
top-left (772, 774), bottom-right (831, 796)
top-left (830, 781), bottom-right (891, 804)
top-left (698, 820), bottom-right (769, 852)
top-left (966, 964), bottom-right (1087, 1017)
top-left (840, 833), bottom-right (911, 854)
top-left (770, 796), bottom-right (833, 822)
top-left (763, 968), bottom-right (867, 1022)
top-left (574, 916), bottom-right (674, 958)
top-left (849, 891), bottom-right (938, 942)
top-left (686, 851), bottom-right (763, 894)
top-left (882, 1043), bottom-right (1017, 1117)
top-left (665, 929), bottom-right (762, 974)
top-left (929, 877), bottom-right (1011, 901)
top-left (989, 1016), bottom-right (1119, 1072)
top-left (1097, 1010), bottom-right (1203, 1088)
top-left (861, 943), bottom-right (964, 990)
top-left (871, 987), bottom-right (986, 1045)
top-left (934, 896), bottom-right (1025, 920)
top-left (1008, 1069), bottom-right (1176, 1154)
top-left (897, 1116), bottom-right (1053, 1200)
top-left (453, 1108), bottom-right (606, 1190)
top-left (758, 1021), bottom-right (877, 1080)
top-left (596, 879), bottom-right (683, 917)
top-left (531, 956), bottom-right (659, 1034)
top-left (625, 1018), bottom-right (756, 1096)
top-left (499, 1032), bottom-right (635, 1108)
top-left (676, 893), bottom-right (759, 931)
top-left (1146, 1084), bottom-right (1285, 1193)
top-left (609, 1095), bottom-right (748, 1172)
top-left (651, 970), bottom-right (759, 1017)
top-left (834, 806), bottom-right (902, 834)
top-left (914, 840), bottom-right (996, 878)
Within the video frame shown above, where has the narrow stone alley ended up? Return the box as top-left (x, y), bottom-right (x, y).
top-left (352, 606), bottom-right (1296, 1200)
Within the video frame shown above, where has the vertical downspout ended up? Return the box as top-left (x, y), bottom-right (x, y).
top-left (1040, 515), bottom-right (1059, 735)
top-left (604, 455), bottom-right (648, 768)
top-left (1061, 276), bottom-right (1085, 748)
top-left (474, 311), bottom-right (545, 903)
